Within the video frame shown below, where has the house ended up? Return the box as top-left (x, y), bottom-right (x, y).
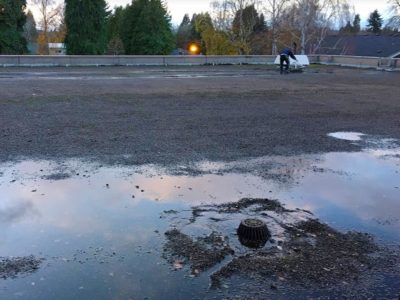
top-left (48, 43), bottom-right (66, 55)
top-left (315, 34), bottom-right (400, 58)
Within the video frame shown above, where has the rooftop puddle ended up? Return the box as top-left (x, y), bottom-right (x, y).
top-left (327, 131), bottom-right (365, 141)
top-left (0, 132), bottom-right (399, 298)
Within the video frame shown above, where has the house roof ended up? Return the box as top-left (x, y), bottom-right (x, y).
top-left (48, 43), bottom-right (65, 49)
top-left (316, 34), bottom-right (400, 58)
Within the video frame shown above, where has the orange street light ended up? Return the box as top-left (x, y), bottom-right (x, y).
top-left (188, 43), bottom-right (200, 55)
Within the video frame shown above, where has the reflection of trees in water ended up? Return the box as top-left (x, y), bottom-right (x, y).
top-left (263, 156), bottom-right (319, 185)
top-left (200, 154), bottom-right (323, 188)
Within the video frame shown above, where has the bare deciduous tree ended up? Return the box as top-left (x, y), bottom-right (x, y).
top-left (390, 0), bottom-right (400, 9)
top-left (286, 0), bottom-right (349, 54)
top-left (387, 0), bottom-right (400, 30)
top-left (211, 0), bottom-right (262, 54)
top-left (211, 0), bottom-right (232, 31)
top-left (263, 0), bottom-right (290, 54)
top-left (31, 0), bottom-right (63, 54)
top-left (209, 0), bottom-right (352, 55)
top-left (337, 2), bottom-right (354, 29)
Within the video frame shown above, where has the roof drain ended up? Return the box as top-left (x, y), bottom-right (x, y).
top-left (237, 218), bottom-right (270, 248)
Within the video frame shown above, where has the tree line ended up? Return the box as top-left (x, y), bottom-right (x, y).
top-left (1, 0), bottom-right (399, 55)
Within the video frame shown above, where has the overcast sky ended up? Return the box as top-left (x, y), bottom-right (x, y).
top-left (28, 0), bottom-right (393, 27)
top-left (106, 0), bottom-right (392, 25)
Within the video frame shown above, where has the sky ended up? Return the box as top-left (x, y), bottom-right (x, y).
top-left (104, 0), bottom-right (211, 25)
top-left (106, 0), bottom-right (393, 25)
top-left (28, 0), bottom-right (394, 27)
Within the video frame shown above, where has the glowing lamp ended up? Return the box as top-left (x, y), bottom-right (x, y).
top-left (189, 44), bottom-right (199, 54)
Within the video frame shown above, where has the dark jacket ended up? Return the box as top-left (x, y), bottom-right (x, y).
top-left (280, 48), bottom-right (296, 60)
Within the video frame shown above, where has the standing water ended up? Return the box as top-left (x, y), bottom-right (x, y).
top-left (0, 133), bottom-right (399, 298)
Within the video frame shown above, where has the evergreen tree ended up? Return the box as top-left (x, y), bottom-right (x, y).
top-left (189, 14), bottom-right (201, 44)
top-left (193, 12), bottom-right (213, 54)
top-left (121, 0), bottom-right (174, 55)
top-left (177, 13), bottom-right (203, 53)
top-left (232, 5), bottom-right (263, 54)
top-left (193, 12), bottom-right (236, 55)
top-left (352, 14), bottom-right (361, 33)
top-left (232, 5), bottom-right (261, 36)
top-left (65, 0), bottom-right (108, 54)
top-left (339, 21), bottom-right (353, 35)
top-left (180, 14), bottom-right (190, 27)
top-left (176, 14), bottom-right (191, 49)
top-left (106, 6), bottom-right (126, 54)
top-left (367, 10), bottom-right (383, 33)
top-left (0, 0), bottom-right (27, 54)
top-left (254, 13), bottom-right (267, 33)
top-left (106, 6), bottom-right (125, 42)
top-left (340, 14), bottom-right (362, 35)
top-left (250, 12), bottom-right (268, 54)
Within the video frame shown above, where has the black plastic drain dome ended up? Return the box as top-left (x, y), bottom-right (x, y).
top-left (237, 218), bottom-right (270, 248)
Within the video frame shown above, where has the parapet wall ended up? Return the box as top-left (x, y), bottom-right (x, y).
top-left (0, 55), bottom-right (277, 67)
top-left (0, 54), bottom-right (399, 71)
top-left (309, 55), bottom-right (400, 71)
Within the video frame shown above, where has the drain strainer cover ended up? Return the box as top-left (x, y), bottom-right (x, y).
top-left (237, 218), bottom-right (270, 248)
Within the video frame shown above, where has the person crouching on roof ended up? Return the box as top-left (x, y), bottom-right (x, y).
top-left (280, 47), bottom-right (297, 74)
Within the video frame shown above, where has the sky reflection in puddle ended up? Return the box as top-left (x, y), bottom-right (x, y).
top-left (0, 133), bottom-right (399, 298)
top-left (327, 131), bottom-right (365, 141)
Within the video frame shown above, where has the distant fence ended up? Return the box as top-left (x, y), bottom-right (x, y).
top-left (0, 54), bottom-right (399, 71)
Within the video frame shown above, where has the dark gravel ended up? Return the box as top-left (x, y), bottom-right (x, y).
top-left (1, 65), bottom-right (399, 166)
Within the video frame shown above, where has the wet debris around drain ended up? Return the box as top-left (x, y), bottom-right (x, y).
top-left (163, 229), bottom-right (233, 274)
top-left (0, 256), bottom-right (44, 279)
top-left (162, 198), bottom-right (400, 297)
top-left (211, 219), bottom-right (387, 286)
top-left (188, 198), bottom-right (299, 224)
top-left (211, 198), bottom-right (292, 213)
top-left (163, 198), bottom-right (304, 276)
